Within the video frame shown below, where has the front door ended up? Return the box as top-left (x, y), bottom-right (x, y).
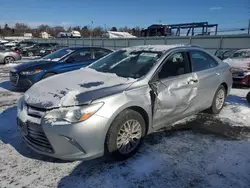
top-left (151, 51), bottom-right (199, 129)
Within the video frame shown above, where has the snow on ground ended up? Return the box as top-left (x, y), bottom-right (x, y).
top-left (1, 64), bottom-right (250, 188)
top-left (218, 88), bottom-right (250, 127)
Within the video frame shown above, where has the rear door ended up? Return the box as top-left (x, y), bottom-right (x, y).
top-left (188, 50), bottom-right (221, 110)
top-left (151, 50), bottom-right (199, 129)
top-left (56, 48), bottom-right (95, 73)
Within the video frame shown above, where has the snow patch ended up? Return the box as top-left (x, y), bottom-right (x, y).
top-left (60, 90), bottom-right (80, 107)
top-left (124, 44), bottom-right (186, 53)
top-left (24, 68), bottom-right (135, 109)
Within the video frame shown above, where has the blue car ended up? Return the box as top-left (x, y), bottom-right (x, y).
top-left (9, 47), bottom-right (113, 89)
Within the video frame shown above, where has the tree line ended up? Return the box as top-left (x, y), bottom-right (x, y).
top-left (0, 23), bottom-right (142, 37)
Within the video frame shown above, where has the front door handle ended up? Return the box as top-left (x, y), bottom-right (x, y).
top-left (188, 79), bottom-right (198, 84)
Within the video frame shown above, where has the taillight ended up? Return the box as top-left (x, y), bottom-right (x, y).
top-left (229, 67), bottom-right (233, 73)
top-left (13, 50), bottom-right (20, 54)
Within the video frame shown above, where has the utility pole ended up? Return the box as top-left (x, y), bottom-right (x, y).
top-left (248, 19), bottom-right (250, 34)
top-left (90, 21), bottom-right (93, 38)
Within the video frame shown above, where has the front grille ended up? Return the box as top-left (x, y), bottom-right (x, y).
top-left (27, 105), bottom-right (46, 118)
top-left (20, 121), bottom-right (54, 153)
top-left (9, 71), bottom-right (19, 85)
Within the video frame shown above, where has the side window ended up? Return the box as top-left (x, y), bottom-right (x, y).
top-left (158, 52), bottom-right (190, 79)
top-left (94, 49), bottom-right (111, 59)
top-left (68, 49), bottom-right (92, 62)
top-left (190, 50), bottom-right (218, 72)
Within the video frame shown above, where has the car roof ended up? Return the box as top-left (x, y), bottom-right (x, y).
top-left (65, 46), bottom-right (112, 51)
top-left (122, 44), bottom-right (201, 53)
top-left (235, 49), bottom-right (250, 52)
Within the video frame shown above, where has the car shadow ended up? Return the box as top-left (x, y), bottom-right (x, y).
top-left (0, 81), bottom-right (26, 92)
top-left (0, 106), bottom-right (67, 163)
top-left (226, 94), bottom-right (250, 107)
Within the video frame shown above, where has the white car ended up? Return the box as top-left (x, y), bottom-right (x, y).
top-left (4, 40), bottom-right (20, 47)
top-left (223, 49), bottom-right (250, 87)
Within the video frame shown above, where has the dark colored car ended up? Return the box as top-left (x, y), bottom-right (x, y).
top-left (22, 43), bottom-right (59, 57)
top-left (9, 47), bottom-right (113, 89)
top-left (16, 41), bottom-right (37, 49)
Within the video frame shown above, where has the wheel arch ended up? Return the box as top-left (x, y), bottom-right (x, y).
top-left (221, 82), bottom-right (228, 95)
top-left (127, 106), bottom-right (150, 135)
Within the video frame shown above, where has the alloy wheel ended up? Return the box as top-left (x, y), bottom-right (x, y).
top-left (117, 119), bottom-right (142, 154)
top-left (215, 89), bottom-right (225, 110)
top-left (4, 57), bottom-right (15, 64)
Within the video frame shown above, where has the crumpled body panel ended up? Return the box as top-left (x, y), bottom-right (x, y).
top-left (152, 73), bottom-right (198, 128)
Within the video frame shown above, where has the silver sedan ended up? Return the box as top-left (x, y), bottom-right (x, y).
top-left (0, 46), bottom-right (21, 64)
top-left (17, 45), bottom-right (232, 161)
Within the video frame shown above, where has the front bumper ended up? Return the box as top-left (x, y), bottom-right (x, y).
top-left (9, 71), bottom-right (43, 89)
top-left (17, 103), bottom-right (110, 161)
top-left (232, 72), bottom-right (250, 86)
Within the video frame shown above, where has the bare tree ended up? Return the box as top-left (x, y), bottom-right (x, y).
top-left (81, 26), bottom-right (90, 38)
top-left (93, 26), bottom-right (104, 37)
top-left (14, 23), bottom-right (30, 35)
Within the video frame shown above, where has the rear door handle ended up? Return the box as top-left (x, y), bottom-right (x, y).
top-left (216, 72), bottom-right (220, 76)
top-left (188, 79), bottom-right (198, 84)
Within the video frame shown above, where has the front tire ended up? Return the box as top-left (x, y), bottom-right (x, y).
top-left (207, 85), bottom-right (226, 114)
top-left (105, 109), bottom-right (146, 161)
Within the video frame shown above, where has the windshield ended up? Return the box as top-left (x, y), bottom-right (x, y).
top-left (89, 50), bottom-right (162, 78)
top-left (42, 48), bottom-right (74, 61)
top-left (230, 50), bottom-right (250, 59)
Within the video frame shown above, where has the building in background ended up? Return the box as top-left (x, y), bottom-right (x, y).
top-left (102, 31), bottom-right (137, 38)
top-left (40, 31), bottom-right (51, 39)
top-left (24, 33), bottom-right (33, 38)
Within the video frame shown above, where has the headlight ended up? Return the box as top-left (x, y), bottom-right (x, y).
top-left (17, 97), bottom-right (24, 111)
top-left (20, 69), bottom-right (42, 75)
top-left (44, 102), bottom-right (104, 123)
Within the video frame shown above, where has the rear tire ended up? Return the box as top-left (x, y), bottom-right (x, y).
top-left (27, 51), bottom-right (34, 57)
top-left (105, 109), bottom-right (146, 161)
top-left (4, 56), bottom-right (15, 64)
top-left (247, 92), bottom-right (250, 104)
top-left (248, 76), bottom-right (250, 88)
top-left (206, 85), bottom-right (226, 114)
top-left (43, 73), bottom-right (56, 79)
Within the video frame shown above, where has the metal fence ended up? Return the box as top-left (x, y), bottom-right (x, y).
top-left (31, 34), bottom-right (250, 54)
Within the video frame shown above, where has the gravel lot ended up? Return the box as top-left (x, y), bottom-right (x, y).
top-left (0, 63), bottom-right (250, 188)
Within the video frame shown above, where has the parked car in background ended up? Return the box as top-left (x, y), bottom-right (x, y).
top-left (223, 49), bottom-right (250, 87)
top-left (215, 49), bottom-right (236, 60)
top-left (0, 46), bottom-right (21, 64)
top-left (0, 39), bottom-right (9, 45)
top-left (4, 40), bottom-right (20, 48)
top-left (22, 43), bottom-right (59, 57)
top-left (10, 47), bottom-right (112, 89)
top-left (16, 41), bottom-right (37, 49)
top-left (16, 45), bottom-right (232, 161)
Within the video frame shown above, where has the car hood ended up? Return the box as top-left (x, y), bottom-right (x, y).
top-left (223, 58), bottom-right (250, 71)
top-left (12, 60), bottom-right (54, 72)
top-left (24, 68), bottom-right (136, 109)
